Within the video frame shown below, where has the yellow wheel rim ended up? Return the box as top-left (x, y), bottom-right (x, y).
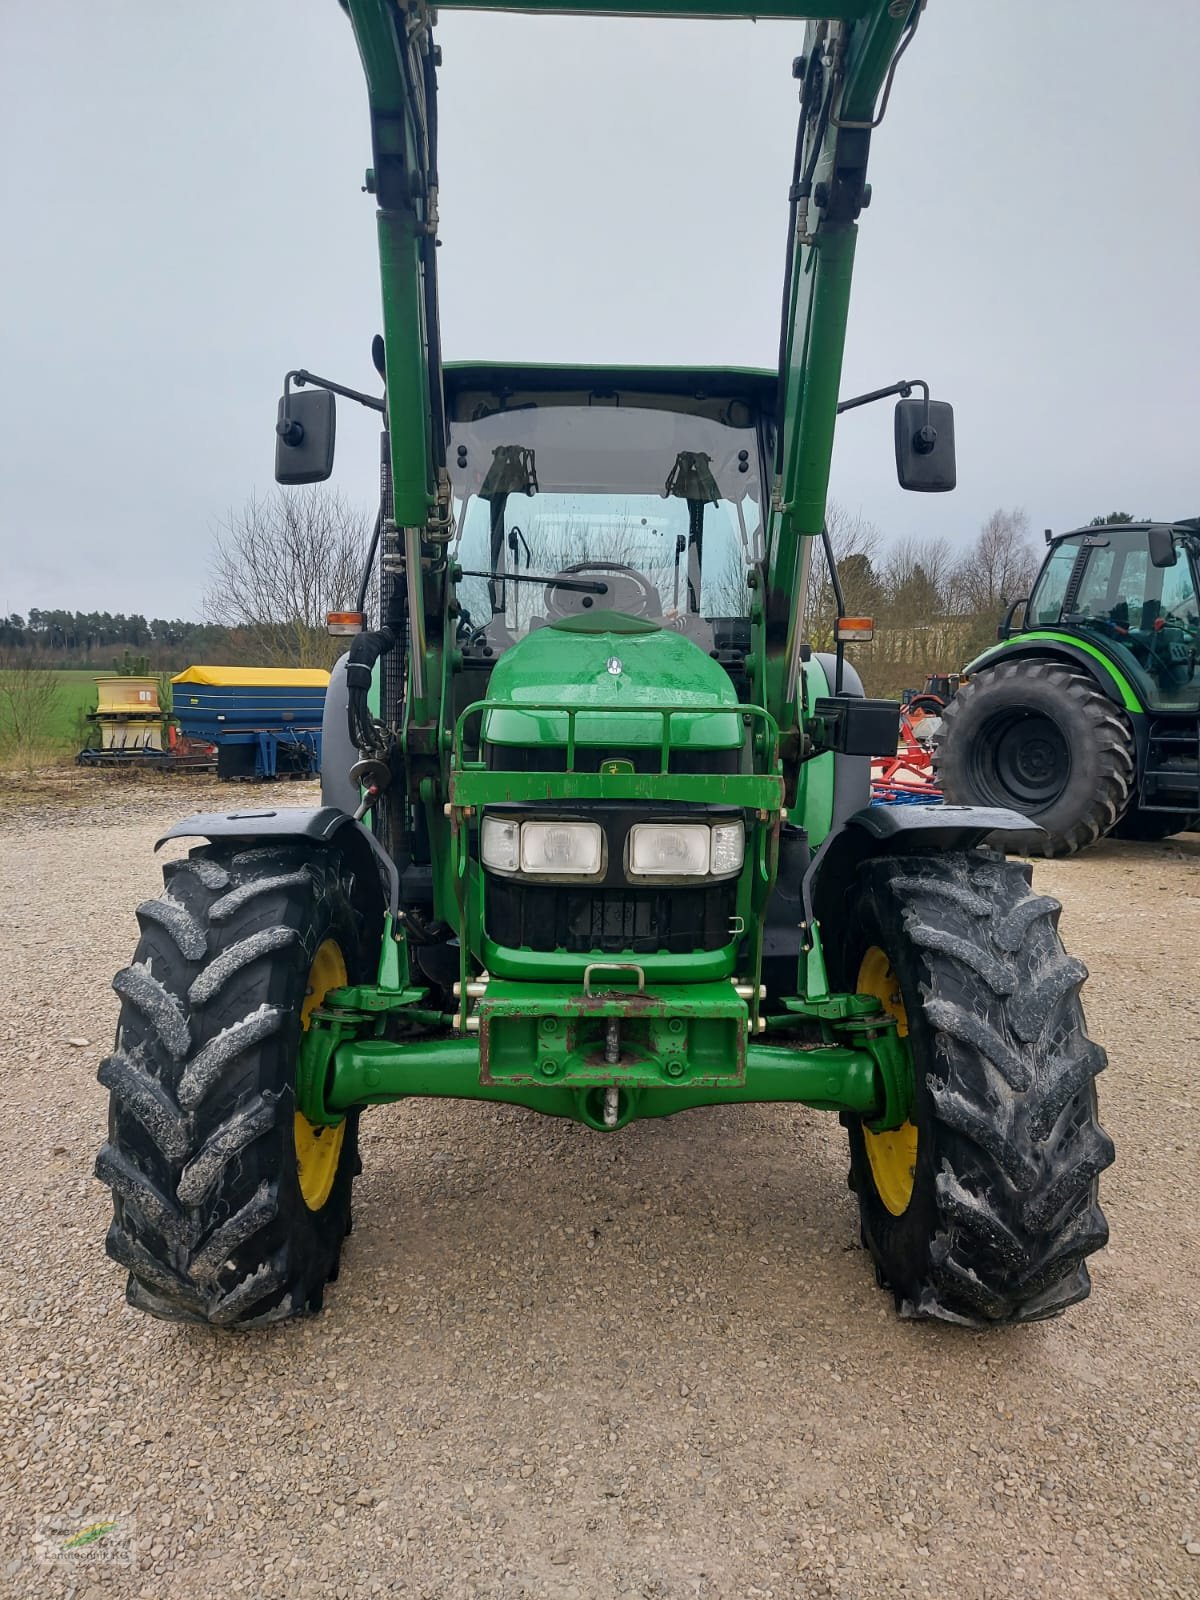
top-left (857, 945), bottom-right (918, 1217)
top-left (295, 938), bottom-right (349, 1211)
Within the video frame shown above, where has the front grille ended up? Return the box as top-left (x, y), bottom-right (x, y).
top-left (485, 877), bottom-right (737, 954)
top-left (486, 743), bottom-right (739, 775)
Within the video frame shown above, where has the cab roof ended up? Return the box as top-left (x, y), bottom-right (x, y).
top-left (1051, 520), bottom-right (1198, 544)
top-left (443, 361), bottom-right (778, 419)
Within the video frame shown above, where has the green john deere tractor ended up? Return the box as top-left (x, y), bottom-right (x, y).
top-left (96, 0), bottom-right (1113, 1330)
top-left (936, 520), bottom-right (1200, 853)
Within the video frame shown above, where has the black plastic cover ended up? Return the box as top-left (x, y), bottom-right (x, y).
top-left (812, 696), bottom-right (900, 758)
top-left (155, 807), bottom-right (398, 917)
top-left (848, 803), bottom-right (1044, 846)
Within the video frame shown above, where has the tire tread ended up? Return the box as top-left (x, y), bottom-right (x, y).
top-left (849, 852), bottom-right (1113, 1326)
top-left (95, 842), bottom-right (367, 1327)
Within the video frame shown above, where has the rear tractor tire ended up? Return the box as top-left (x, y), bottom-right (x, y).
top-left (934, 660), bottom-right (1134, 856)
top-left (839, 852), bottom-right (1114, 1326)
top-left (95, 841), bottom-right (377, 1326)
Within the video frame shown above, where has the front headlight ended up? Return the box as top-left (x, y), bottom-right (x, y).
top-left (628, 820), bottom-right (744, 879)
top-left (520, 820), bottom-right (604, 876)
top-left (481, 816), bottom-right (604, 877)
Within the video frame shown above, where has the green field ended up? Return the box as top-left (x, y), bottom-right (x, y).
top-left (0, 669), bottom-right (121, 756)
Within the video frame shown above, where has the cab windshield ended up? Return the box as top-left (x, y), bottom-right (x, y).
top-left (448, 405), bottom-right (762, 653)
top-left (1031, 530), bottom-right (1200, 708)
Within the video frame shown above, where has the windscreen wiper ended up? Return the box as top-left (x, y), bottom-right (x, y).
top-left (458, 570), bottom-right (608, 594)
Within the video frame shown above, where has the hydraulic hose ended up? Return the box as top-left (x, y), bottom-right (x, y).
top-left (345, 583), bottom-right (406, 753)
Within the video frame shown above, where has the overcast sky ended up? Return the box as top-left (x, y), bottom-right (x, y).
top-left (2, 1), bottom-right (1198, 621)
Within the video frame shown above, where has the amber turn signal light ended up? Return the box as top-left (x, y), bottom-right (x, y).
top-left (327, 611), bottom-right (366, 636)
top-left (834, 616), bottom-right (875, 643)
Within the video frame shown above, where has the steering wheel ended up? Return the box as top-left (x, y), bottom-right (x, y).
top-left (1141, 620), bottom-right (1198, 687)
top-left (543, 562), bottom-right (662, 621)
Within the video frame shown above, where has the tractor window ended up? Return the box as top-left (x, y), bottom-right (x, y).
top-left (1161, 550), bottom-right (1200, 624)
top-left (1111, 549), bottom-right (1149, 629)
top-left (448, 404), bottom-right (762, 655)
top-left (1029, 542), bottom-right (1079, 625)
top-left (1072, 547), bottom-right (1117, 619)
top-left (1068, 535), bottom-right (1200, 707)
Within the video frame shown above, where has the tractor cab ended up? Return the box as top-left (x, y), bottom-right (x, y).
top-left (1022, 523), bottom-right (1200, 711)
top-left (444, 364), bottom-right (771, 673)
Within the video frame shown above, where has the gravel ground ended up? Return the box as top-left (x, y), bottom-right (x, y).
top-left (1, 774), bottom-right (1197, 1599)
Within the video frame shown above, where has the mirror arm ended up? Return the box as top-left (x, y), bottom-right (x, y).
top-left (276, 368), bottom-right (384, 455)
top-left (836, 377), bottom-right (928, 417)
top-left (840, 377), bottom-right (940, 453)
top-left (286, 368), bottom-right (386, 415)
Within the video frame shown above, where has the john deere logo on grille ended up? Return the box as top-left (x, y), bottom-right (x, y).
top-left (606, 656), bottom-right (623, 676)
top-left (602, 758), bottom-right (634, 775)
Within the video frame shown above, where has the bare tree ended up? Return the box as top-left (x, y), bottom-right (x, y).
top-left (0, 649), bottom-right (62, 769)
top-left (880, 535), bottom-right (955, 623)
top-left (205, 488), bottom-right (375, 668)
top-left (950, 507), bottom-right (1039, 617)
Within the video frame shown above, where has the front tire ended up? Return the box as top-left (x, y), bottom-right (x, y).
top-left (837, 852), bottom-right (1114, 1326)
top-left (934, 661), bottom-right (1134, 855)
top-left (96, 841), bottom-right (378, 1326)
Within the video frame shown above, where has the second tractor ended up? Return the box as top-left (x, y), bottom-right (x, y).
top-left (937, 519), bottom-right (1200, 853)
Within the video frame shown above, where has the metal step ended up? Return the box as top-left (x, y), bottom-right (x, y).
top-left (1139, 716), bottom-right (1200, 810)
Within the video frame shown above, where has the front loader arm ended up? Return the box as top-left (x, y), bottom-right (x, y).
top-left (342, 0), bottom-right (447, 722)
top-left (764, 4), bottom-right (922, 739)
top-left (339, 0), bottom-right (923, 740)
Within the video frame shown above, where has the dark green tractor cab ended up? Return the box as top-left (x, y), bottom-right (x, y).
top-left (936, 520), bottom-right (1200, 853)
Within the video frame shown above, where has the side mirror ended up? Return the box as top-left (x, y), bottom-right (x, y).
top-left (1147, 524), bottom-right (1178, 569)
top-left (275, 388), bottom-right (336, 484)
top-left (894, 398), bottom-right (956, 493)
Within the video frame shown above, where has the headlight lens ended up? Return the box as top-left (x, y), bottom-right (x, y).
top-left (520, 820), bottom-right (604, 875)
top-left (628, 820), bottom-right (744, 878)
top-left (482, 818), bottom-right (604, 877)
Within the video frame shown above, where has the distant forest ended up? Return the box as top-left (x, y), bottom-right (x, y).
top-left (0, 610), bottom-right (261, 673)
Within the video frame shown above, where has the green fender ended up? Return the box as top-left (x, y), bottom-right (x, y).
top-left (966, 632), bottom-right (1144, 714)
top-left (791, 653), bottom-right (835, 844)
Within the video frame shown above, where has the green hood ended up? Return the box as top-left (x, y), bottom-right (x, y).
top-left (482, 611), bottom-right (741, 751)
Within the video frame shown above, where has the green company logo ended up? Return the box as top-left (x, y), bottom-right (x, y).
top-left (63, 1520), bottom-right (118, 1550)
top-left (35, 1511), bottom-right (134, 1568)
